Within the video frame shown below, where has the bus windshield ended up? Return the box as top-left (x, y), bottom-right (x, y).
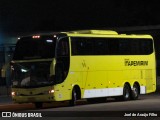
top-left (11, 61), bottom-right (54, 88)
top-left (13, 35), bottom-right (56, 60)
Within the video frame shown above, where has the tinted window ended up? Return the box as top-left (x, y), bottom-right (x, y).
top-left (71, 38), bottom-right (94, 55)
top-left (13, 36), bottom-right (56, 60)
top-left (94, 39), bottom-right (109, 55)
top-left (57, 38), bottom-right (69, 56)
top-left (71, 37), bottom-right (153, 55)
top-left (140, 39), bottom-right (153, 55)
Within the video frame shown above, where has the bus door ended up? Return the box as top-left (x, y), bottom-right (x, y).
top-left (55, 37), bottom-right (70, 84)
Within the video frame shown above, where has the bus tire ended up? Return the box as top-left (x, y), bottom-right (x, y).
top-left (34, 102), bottom-right (43, 109)
top-left (69, 88), bottom-right (77, 106)
top-left (122, 84), bottom-right (131, 101)
top-left (131, 84), bottom-right (139, 100)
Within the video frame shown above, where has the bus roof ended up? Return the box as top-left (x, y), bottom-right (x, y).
top-left (64, 30), bottom-right (118, 35)
top-left (63, 30), bottom-right (153, 39)
top-left (18, 30), bottom-right (153, 39)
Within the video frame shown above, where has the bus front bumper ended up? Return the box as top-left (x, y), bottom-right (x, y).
top-left (12, 94), bottom-right (55, 103)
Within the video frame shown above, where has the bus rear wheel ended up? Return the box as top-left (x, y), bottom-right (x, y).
top-left (131, 84), bottom-right (139, 100)
top-left (122, 84), bottom-right (131, 101)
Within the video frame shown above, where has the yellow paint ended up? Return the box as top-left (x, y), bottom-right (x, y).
top-left (11, 30), bottom-right (156, 103)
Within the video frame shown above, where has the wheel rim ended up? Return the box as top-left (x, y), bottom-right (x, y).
top-left (133, 86), bottom-right (138, 97)
top-left (73, 90), bottom-right (77, 104)
top-left (124, 85), bottom-right (130, 100)
top-left (125, 89), bottom-right (130, 99)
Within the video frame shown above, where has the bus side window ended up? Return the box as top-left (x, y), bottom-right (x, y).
top-left (140, 39), bottom-right (153, 55)
top-left (119, 39), bottom-right (131, 55)
top-left (131, 39), bottom-right (140, 55)
top-left (71, 38), bottom-right (87, 55)
top-left (108, 38), bottom-right (119, 55)
top-left (94, 38), bottom-right (108, 55)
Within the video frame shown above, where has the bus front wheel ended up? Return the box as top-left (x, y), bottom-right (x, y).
top-left (69, 88), bottom-right (77, 106)
top-left (34, 102), bottom-right (43, 109)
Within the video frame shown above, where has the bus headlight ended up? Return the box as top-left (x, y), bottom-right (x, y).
top-left (11, 91), bottom-right (16, 96)
top-left (11, 91), bottom-right (19, 96)
top-left (49, 89), bottom-right (54, 94)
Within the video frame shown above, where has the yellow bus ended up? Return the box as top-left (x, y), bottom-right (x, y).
top-left (7, 30), bottom-right (156, 108)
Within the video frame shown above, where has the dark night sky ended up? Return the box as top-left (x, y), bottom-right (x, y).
top-left (0, 0), bottom-right (160, 37)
